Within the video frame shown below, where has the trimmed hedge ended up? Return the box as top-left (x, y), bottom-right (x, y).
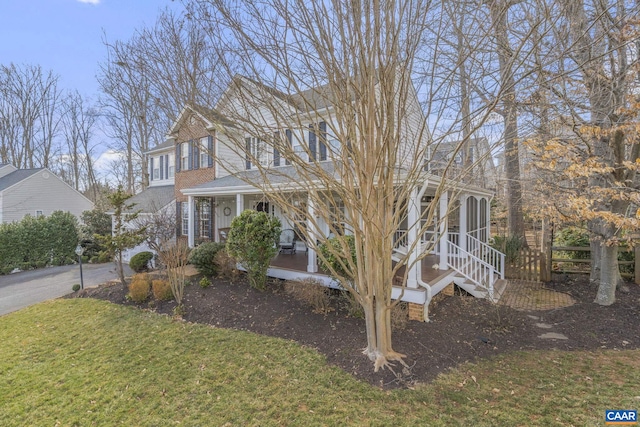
top-left (0, 211), bottom-right (79, 273)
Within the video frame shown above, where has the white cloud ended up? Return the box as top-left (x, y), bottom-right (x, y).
top-left (77, 0), bottom-right (100, 5)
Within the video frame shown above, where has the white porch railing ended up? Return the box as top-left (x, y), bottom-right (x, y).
top-left (393, 230), bottom-right (408, 249)
top-left (466, 234), bottom-right (505, 279)
top-left (446, 240), bottom-right (495, 300)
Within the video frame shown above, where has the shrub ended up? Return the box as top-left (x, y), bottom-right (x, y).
top-left (284, 278), bottom-right (332, 313)
top-left (152, 279), bottom-right (173, 301)
top-left (490, 235), bottom-right (524, 264)
top-left (554, 226), bottom-right (590, 260)
top-left (226, 210), bottom-right (281, 291)
top-left (199, 277), bottom-right (212, 288)
top-left (189, 242), bottom-right (226, 277)
top-left (214, 250), bottom-right (238, 280)
top-left (340, 290), bottom-right (364, 318)
top-left (128, 273), bottom-right (151, 303)
top-left (97, 250), bottom-right (112, 263)
top-left (390, 303), bottom-right (408, 330)
top-left (158, 242), bottom-right (190, 308)
top-left (130, 251), bottom-right (154, 272)
top-left (318, 235), bottom-right (358, 281)
top-left (72, 284), bottom-right (81, 292)
top-left (0, 211), bottom-right (79, 272)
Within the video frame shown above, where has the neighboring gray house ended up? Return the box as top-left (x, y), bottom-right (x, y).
top-left (0, 164), bottom-right (93, 223)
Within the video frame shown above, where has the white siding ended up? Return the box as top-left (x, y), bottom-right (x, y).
top-left (148, 152), bottom-right (175, 187)
top-left (1, 170), bottom-right (94, 223)
top-left (0, 164), bottom-right (17, 179)
top-left (216, 132), bottom-right (246, 177)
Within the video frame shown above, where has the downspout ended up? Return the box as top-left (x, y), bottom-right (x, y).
top-left (414, 179), bottom-right (434, 321)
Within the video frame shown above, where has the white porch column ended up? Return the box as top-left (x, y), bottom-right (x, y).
top-left (306, 193), bottom-right (318, 273)
top-left (406, 186), bottom-right (420, 288)
top-left (213, 197), bottom-right (219, 243)
top-left (438, 190), bottom-right (448, 270)
top-left (485, 197), bottom-right (491, 242)
top-left (459, 194), bottom-right (467, 253)
top-left (236, 193), bottom-right (244, 214)
top-left (187, 195), bottom-right (195, 248)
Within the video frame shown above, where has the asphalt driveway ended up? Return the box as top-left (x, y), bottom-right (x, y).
top-left (0, 263), bottom-right (133, 316)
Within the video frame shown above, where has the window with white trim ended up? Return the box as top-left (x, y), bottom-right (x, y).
top-left (181, 143), bottom-right (189, 171)
top-left (168, 153), bottom-right (175, 178)
top-left (198, 199), bottom-right (211, 238)
top-left (35, 210), bottom-right (43, 218)
top-left (182, 202), bottom-right (189, 236)
top-left (248, 137), bottom-right (269, 167)
top-left (199, 137), bottom-right (209, 168)
top-left (153, 157), bottom-right (160, 180)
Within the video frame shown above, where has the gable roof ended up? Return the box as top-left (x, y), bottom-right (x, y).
top-left (124, 185), bottom-right (175, 214)
top-left (167, 104), bottom-right (236, 137)
top-left (0, 168), bottom-right (43, 192)
top-left (222, 74), bottom-right (336, 113)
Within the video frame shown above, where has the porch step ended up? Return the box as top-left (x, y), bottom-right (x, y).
top-left (492, 279), bottom-right (509, 302)
top-left (454, 277), bottom-right (489, 299)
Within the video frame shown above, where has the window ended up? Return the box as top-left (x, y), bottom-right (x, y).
top-left (35, 210), bottom-right (43, 218)
top-left (168, 165), bottom-right (175, 178)
top-left (247, 137), bottom-right (269, 167)
top-left (198, 199), bottom-right (211, 238)
top-left (200, 137), bottom-right (209, 168)
top-left (181, 142), bottom-right (189, 171)
top-left (182, 202), bottom-right (189, 236)
top-left (153, 162), bottom-right (160, 180)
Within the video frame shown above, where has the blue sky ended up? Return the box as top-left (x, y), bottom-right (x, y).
top-left (0, 0), bottom-right (181, 99)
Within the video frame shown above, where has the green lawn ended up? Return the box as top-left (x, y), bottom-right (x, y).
top-left (0, 299), bottom-right (637, 426)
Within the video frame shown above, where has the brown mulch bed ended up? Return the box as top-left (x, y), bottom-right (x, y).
top-left (68, 274), bottom-right (640, 389)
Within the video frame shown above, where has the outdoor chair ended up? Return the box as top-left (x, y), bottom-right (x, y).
top-left (219, 227), bottom-right (230, 243)
top-left (279, 229), bottom-right (297, 254)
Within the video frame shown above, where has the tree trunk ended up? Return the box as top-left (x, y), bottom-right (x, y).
top-left (589, 229), bottom-right (601, 286)
top-left (594, 244), bottom-right (618, 305)
top-left (488, 0), bottom-right (526, 241)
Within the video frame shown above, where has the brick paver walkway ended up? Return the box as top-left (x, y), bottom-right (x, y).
top-left (498, 279), bottom-right (576, 311)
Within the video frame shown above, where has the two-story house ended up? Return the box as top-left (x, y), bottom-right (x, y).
top-left (164, 76), bottom-right (506, 321)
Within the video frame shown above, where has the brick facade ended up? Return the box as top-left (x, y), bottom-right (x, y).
top-left (172, 114), bottom-right (216, 203)
top-left (408, 303), bottom-right (424, 322)
top-left (172, 111), bottom-right (218, 243)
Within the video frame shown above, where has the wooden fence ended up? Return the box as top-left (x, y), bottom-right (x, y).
top-left (550, 246), bottom-right (636, 282)
top-left (505, 247), bottom-right (547, 282)
top-left (504, 245), bottom-right (637, 284)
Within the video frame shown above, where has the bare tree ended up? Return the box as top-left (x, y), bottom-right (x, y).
top-left (527, 0), bottom-right (640, 305)
top-left (186, 0), bottom-right (547, 370)
top-left (98, 40), bottom-right (159, 193)
top-left (130, 9), bottom-right (229, 128)
top-left (0, 63), bottom-right (61, 169)
top-left (97, 8), bottom-right (231, 194)
top-left (57, 91), bottom-right (99, 192)
top-left (133, 201), bottom-right (177, 255)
